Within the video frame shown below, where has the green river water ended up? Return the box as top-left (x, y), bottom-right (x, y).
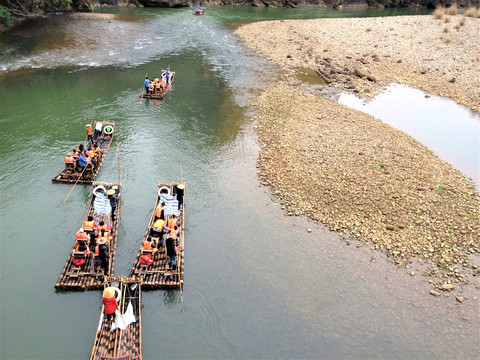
top-left (1, 6), bottom-right (479, 360)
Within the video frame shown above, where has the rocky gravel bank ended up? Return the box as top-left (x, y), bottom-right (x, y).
top-left (235, 16), bottom-right (480, 294)
top-left (235, 15), bottom-right (480, 113)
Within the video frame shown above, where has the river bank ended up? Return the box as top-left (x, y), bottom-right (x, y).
top-left (234, 15), bottom-right (480, 295)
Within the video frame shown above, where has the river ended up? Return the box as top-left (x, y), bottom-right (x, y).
top-left (0, 6), bottom-right (479, 360)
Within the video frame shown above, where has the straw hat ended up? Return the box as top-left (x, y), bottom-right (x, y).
top-left (103, 287), bottom-right (115, 298)
top-left (177, 184), bottom-right (185, 190)
top-left (106, 189), bottom-right (115, 195)
top-left (97, 237), bottom-right (108, 245)
top-left (86, 124), bottom-right (91, 127)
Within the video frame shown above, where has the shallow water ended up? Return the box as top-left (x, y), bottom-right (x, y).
top-left (1, 6), bottom-right (479, 360)
top-left (338, 84), bottom-right (480, 188)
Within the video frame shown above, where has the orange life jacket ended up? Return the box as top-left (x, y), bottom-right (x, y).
top-left (160, 79), bottom-right (166, 87)
top-left (155, 82), bottom-right (161, 89)
top-left (76, 231), bottom-right (88, 241)
top-left (95, 245), bottom-right (99, 255)
top-left (83, 220), bottom-right (95, 231)
top-left (75, 244), bottom-right (89, 255)
top-left (167, 218), bottom-right (176, 230)
top-left (97, 224), bottom-right (110, 232)
top-left (93, 147), bottom-right (101, 155)
top-left (71, 152), bottom-right (79, 159)
top-left (155, 205), bottom-right (164, 218)
top-left (149, 83), bottom-right (154, 89)
top-left (142, 240), bottom-right (153, 251)
top-left (86, 150), bottom-right (95, 158)
top-left (65, 155), bottom-right (75, 164)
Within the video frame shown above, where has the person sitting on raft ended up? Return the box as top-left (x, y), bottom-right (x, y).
top-left (102, 287), bottom-right (119, 324)
top-left (96, 221), bottom-right (111, 241)
top-left (64, 152), bottom-right (76, 166)
top-left (83, 215), bottom-right (97, 249)
top-left (148, 81), bottom-right (155, 94)
top-left (155, 202), bottom-right (165, 221)
top-left (75, 240), bottom-right (90, 255)
top-left (142, 236), bottom-right (157, 253)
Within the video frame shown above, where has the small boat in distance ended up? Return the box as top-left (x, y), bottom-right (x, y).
top-left (194, 7), bottom-right (205, 15)
top-left (139, 69), bottom-right (175, 100)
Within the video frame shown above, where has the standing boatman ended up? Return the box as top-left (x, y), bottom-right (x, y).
top-left (107, 189), bottom-right (119, 222)
top-left (143, 76), bottom-right (150, 94)
top-left (85, 124), bottom-right (93, 142)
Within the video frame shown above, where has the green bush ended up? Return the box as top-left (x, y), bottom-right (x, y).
top-left (47, 0), bottom-right (73, 10)
top-left (0, 6), bottom-right (12, 27)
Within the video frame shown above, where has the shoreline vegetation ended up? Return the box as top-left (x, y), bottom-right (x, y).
top-left (234, 12), bottom-right (480, 297)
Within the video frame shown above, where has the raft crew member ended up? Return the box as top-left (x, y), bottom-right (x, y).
top-left (95, 237), bottom-right (109, 274)
top-left (165, 234), bottom-right (177, 270)
top-left (94, 122), bottom-right (103, 139)
top-left (165, 69), bottom-right (169, 82)
top-left (175, 183), bottom-right (185, 210)
top-left (85, 124), bottom-right (93, 142)
top-left (144, 77), bottom-right (150, 94)
top-left (102, 287), bottom-right (119, 323)
top-left (107, 189), bottom-right (119, 222)
top-left (155, 202), bottom-right (165, 220)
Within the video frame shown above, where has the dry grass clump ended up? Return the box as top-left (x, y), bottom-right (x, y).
top-left (444, 15), bottom-right (451, 23)
top-left (454, 17), bottom-right (466, 29)
top-left (446, 3), bottom-right (458, 16)
top-left (443, 26), bottom-right (449, 33)
top-left (464, 6), bottom-right (479, 17)
top-left (433, 7), bottom-right (445, 19)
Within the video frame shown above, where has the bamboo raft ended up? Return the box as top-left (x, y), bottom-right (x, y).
top-left (194, 7), bottom-right (205, 15)
top-left (55, 181), bottom-right (122, 291)
top-left (52, 121), bottom-right (115, 185)
top-left (139, 71), bottom-right (175, 100)
top-left (129, 182), bottom-right (185, 289)
top-left (90, 277), bottom-right (142, 360)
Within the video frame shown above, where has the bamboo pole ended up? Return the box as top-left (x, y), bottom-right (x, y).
top-left (60, 165), bottom-right (88, 206)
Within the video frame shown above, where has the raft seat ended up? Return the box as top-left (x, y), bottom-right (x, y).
top-left (64, 162), bottom-right (75, 173)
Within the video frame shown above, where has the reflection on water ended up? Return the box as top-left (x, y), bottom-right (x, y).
top-left (338, 84), bottom-right (480, 188)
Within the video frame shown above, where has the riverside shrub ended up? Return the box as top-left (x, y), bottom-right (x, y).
top-left (0, 6), bottom-right (11, 27)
